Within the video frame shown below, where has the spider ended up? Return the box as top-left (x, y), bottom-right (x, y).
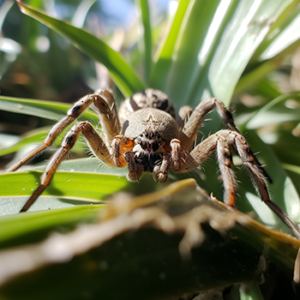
top-left (7, 88), bottom-right (300, 238)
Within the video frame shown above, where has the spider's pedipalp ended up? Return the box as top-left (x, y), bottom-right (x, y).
top-left (153, 153), bottom-right (171, 183)
top-left (111, 135), bottom-right (134, 168)
top-left (124, 151), bottom-right (143, 182)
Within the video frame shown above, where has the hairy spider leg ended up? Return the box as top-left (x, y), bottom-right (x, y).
top-left (6, 89), bottom-right (127, 212)
top-left (174, 129), bottom-right (300, 239)
top-left (153, 153), bottom-right (171, 183)
top-left (19, 121), bottom-right (115, 212)
top-left (179, 97), bottom-right (271, 182)
top-left (234, 134), bottom-right (300, 239)
top-left (176, 105), bottom-right (193, 131)
top-left (179, 97), bottom-right (238, 151)
top-left (93, 89), bottom-right (121, 144)
top-left (7, 89), bottom-right (120, 173)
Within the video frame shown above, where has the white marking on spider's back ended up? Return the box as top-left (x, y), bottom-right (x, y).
top-left (142, 113), bottom-right (160, 125)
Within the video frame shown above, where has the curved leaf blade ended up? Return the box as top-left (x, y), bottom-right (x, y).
top-left (139, 0), bottom-right (152, 83)
top-left (0, 96), bottom-right (97, 121)
top-left (150, 0), bottom-right (191, 91)
top-left (166, 0), bottom-right (294, 107)
top-left (17, 1), bottom-right (145, 97)
top-left (244, 91), bottom-right (300, 129)
top-left (0, 171), bottom-right (129, 214)
top-left (257, 4), bottom-right (300, 60)
top-left (0, 204), bottom-right (104, 245)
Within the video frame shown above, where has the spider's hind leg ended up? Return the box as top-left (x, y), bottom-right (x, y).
top-left (234, 133), bottom-right (300, 239)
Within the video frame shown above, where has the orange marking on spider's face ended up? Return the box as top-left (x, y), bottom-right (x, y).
top-left (114, 137), bottom-right (134, 154)
top-left (119, 139), bottom-right (134, 167)
top-left (123, 138), bottom-right (134, 150)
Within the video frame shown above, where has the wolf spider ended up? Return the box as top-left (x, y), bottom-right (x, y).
top-left (7, 88), bottom-right (300, 238)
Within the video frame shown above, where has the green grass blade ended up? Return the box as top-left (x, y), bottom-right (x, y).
top-left (0, 127), bottom-right (51, 156)
top-left (166, 0), bottom-right (293, 108)
top-left (244, 91), bottom-right (300, 130)
top-left (0, 171), bottom-right (129, 214)
top-left (71, 0), bottom-right (97, 28)
top-left (139, 0), bottom-right (152, 83)
top-left (0, 179), bottom-right (299, 299)
top-left (255, 4), bottom-right (300, 61)
top-left (150, 0), bottom-right (191, 91)
top-left (0, 96), bottom-right (97, 121)
top-left (17, 1), bottom-right (145, 97)
top-left (0, 205), bottom-right (104, 246)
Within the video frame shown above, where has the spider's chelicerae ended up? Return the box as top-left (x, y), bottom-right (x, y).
top-left (7, 88), bottom-right (300, 238)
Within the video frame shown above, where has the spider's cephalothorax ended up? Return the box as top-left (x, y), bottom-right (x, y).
top-left (7, 88), bottom-right (300, 240)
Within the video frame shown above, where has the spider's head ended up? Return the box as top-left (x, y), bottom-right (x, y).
top-left (132, 130), bottom-right (165, 172)
top-left (122, 107), bottom-right (179, 173)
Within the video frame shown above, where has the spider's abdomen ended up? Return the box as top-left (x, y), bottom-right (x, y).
top-left (119, 88), bottom-right (175, 125)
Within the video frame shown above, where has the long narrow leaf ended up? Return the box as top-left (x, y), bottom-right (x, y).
top-left (166, 0), bottom-right (294, 107)
top-left (0, 179), bottom-right (300, 299)
top-left (244, 91), bottom-right (300, 130)
top-left (255, 4), bottom-right (300, 61)
top-left (0, 171), bottom-right (129, 214)
top-left (150, 0), bottom-right (191, 91)
top-left (0, 96), bottom-right (97, 121)
top-left (17, 1), bottom-right (145, 97)
top-left (139, 0), bottom-right (152, 83)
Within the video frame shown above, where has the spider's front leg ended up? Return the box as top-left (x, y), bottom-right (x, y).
top-left (7, 89), bottom-right (120, 172)
top-left (12, 89), bottom-right (124, 212)
top-left (20, 121), bottom-right (115, 212)
top-left (151, 139), bottom-right (187, 183)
